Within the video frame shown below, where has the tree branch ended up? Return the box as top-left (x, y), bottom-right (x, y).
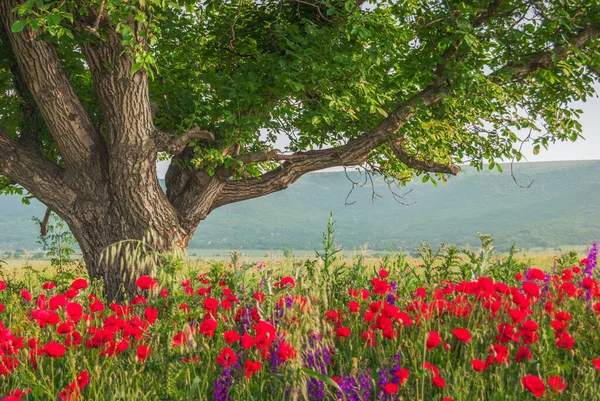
top-left (235, 150), bottom-right (307, 163)
top-left (0, 1), bottom-right (106, 177)
top-left (156, 128), bottom-right (215, 154)
top-left (0, 128), bottom-right (76, 214)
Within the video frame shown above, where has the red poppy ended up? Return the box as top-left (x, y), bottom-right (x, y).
top-left (66, 302), bottom-right (83, 322)
top-left (548, 376), bottom-right (567, 393)
top-left (43, 281), bottom-right (56, 290)
top-left (136, 345), bottom-right (151, 362)
top-left (383, 383), bottom-right (398, 394)
top-left (203, 297), bottom-right (219, 311)
top-left (427, 331), bottom-right (441, 350)
top-left (472, 359), bottom-right (487, 372)
top-left (44, 341), bottom-right (66, 358)
top-left (336, 326), bottom-right (351, 338)
top-left (432, 376), bottom-right (446, 388)
top-left (173, 332), bottom-right (187, 347)
top-left (274, 276), bottom-right (295, 289)
top-left (136, 276), bottom-right (158, 290)
top-left (555, 331), bottom-right (575, 350)
top-left (522, 375), bottom-right (545, 398)
top-left (71, 278), bottom-right (88, 291)
top-left (396, 368), bottom-right (410, 385)
top-left (224, 331), bottom-right (241, 344)
top-left (515, 346), bottom-right (532, 362)
top-left (378, 269), bottom-right (389, 279)
top-left (244, 360), bottom-right (262, 379)
top-left (253, 292), bottom-right (265, 303)
top-left (593, 358), bottom-right (600, 370)
top-left (199, 319), bottom-right (218, 337)
top-left (0, 281), bottom-right (6, 291)
top-left (349, 301), bottom-right (360, 313)
top-left (241, 333), bottom-right (256, 349)
top-left (490, 344), bottom-right (509, 364)
top-left (423, 362), bottom-right (439, 376)
top-left (20, 290), bottom-right (32, 302)
top-left (276, 340), bottom-right (297, 362)
top-left (452, 328), bottom-right (471, 343)
top-left (144, 306), bottom-right (158, 324)
top-left (216, 347), bottom-right (238, 367)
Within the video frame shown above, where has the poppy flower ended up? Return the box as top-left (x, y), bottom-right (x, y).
top-left (276, 340), bottom-right (297, 362)
top-left (66, 302), bottom-right (83, 322)
top-left (136, 276), bottom-right (158, 290)
top-left (336, 326), bottom-right (351, 338)
top-left (522, 375), bottom-right (545, 398)
top-left (223, 331), bottom-right (241, 344)
top-left (548, 376), bottom-right (567, 393)
top-left (240, 333), bottom-right (256, 349)
top-left (432, 376), bottom-right (446, 388)
top-left (216, 347), bottom-right (238, 367)
top-left (472, 359), bottom-right (487, 372)
top-left (44, 341), bottom-right (66, 358)
top-left (199, 319), bottom-right (218, 337)
top-left (378, 269), bottom-right (389, 278)
top-left (203, 297), bottom-right (219, 311)
top-left (244, 360), bottom-right (262, 379)
top-left (383, 383), bottom-right (398, 394)
top-left (253, 292), bottom-right (265, 303)
top-left (423, 362), bottom-right (439, 376)
top-left (592, 358), bottom-right (600, 370)
top-left (348, 301), bottom-right (360, 313)
top-left (451, 328), bottom-right (471, 343)
top-left (396, 368), bottom-right (410, 385)
top-left (70, 278), bottom-right (88, 291)
top-left (173, 332), bottom-right (188, 347)
top-left (136, 345), bottom-right (151, 362)
top-left (515, 346), bottom-right (532, 362)
top-left (555, 331), bottom-right (574, 350)
top-left (427, 331), bottom-right (441, 350)
top-left (20, 290), bottom-right (32, 302)
top-left (144, 306), bottom-right (158, 324)
top-left (42, 281), bottom-right (56, 290)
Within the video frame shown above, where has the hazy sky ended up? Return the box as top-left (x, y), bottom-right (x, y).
top-left (157, 82), bottom-right (600, 178)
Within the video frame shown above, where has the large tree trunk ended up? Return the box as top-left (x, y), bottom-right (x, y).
top-left (66, 199), bottom-right (193, 301)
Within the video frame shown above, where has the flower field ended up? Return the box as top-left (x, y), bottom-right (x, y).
top-left (0, 240), bottom-right (599, 401)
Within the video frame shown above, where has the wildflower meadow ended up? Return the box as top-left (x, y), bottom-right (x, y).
top-left (1, 236), bottom-right (599, 401)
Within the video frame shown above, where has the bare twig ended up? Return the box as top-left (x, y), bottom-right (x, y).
top-left (40, 207), bottom-right (51, 236)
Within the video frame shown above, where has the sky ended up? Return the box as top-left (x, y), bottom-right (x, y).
top-left (157, 82), bottom-right (600, 178)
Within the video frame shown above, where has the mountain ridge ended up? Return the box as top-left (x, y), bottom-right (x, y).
top-left (1, 160), bottom-right (599, 253)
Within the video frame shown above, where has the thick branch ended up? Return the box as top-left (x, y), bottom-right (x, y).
top-left (156, 129), bottom-right (215, 154)
top-left (236, 150), bottom-right (307, 163)
top-left (0, 128), bottom-right (76, 213)
top-left (0, 1), bottom-right (106, 177)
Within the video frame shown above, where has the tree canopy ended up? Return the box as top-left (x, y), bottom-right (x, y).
top-left (2, 0), bottom-right (598, 192)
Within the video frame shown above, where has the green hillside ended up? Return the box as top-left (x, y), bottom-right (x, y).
top-left (1, 160), bottom-right (599, 254)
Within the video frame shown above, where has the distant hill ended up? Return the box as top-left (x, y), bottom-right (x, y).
top-left (1, 160), bottom-right (599, 254)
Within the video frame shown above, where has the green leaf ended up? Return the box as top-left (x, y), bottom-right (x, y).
top-left (131, 62), bottom-right (144, 74)
top-left (11, 20), bottom-right (27, 33)
top-left (300, 368), bottom-right (346, 401)
top-left (187, 376), bottom-right (201, 401)
top-left (533, 144), bottom-right (540, 155)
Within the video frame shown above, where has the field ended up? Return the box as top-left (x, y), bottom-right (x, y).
top-left (0, 233), bottom-right (599, 401)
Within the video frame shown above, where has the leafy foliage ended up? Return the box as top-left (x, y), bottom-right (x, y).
top-left (1, 0), bottom-right (599, 197)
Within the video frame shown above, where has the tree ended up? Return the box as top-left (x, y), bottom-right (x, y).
top-left (0, 0), bottom-right (599, 299)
